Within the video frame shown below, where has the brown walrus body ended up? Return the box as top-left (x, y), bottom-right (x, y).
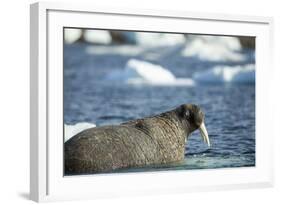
top-left (64, 104), bottom-right (210, 175)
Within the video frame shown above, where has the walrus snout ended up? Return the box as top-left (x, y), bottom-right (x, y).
top-left (177, 104), bottom-right (210, 147)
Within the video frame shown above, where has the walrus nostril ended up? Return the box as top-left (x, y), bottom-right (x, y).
top-left (64, 104), bottom-right (209, 174)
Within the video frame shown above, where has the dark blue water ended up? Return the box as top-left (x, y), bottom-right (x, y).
top-left (64, 43), bottom-right (255, 172)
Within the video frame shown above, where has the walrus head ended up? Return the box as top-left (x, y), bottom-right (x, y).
top-left (176, 104), bottom-right (210, 147)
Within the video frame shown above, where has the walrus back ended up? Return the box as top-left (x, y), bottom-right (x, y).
top-left (65, 125), bottom-right (162, 174)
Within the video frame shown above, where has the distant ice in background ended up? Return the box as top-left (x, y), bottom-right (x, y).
top-left (104, 59), bottom-right (255, 85)
top-left (182, 35), bottom-right (245, 62)
top-left (84, 32), bottom-right (186, 57)
top-left (86, 45), bottom-right (145, 56)
top-left (64, 28), bottom-right (112, 45)
top-left (64, 122), bottom-right (96, 142)
top-left (64, 29), bottom-right (186, 46)
top-left (105, 59), bottom-right (194, 86)
top-left (84, 30), bottom-right (112, 44)
top-left (64, 28), bottom-right (82, 44)
top-left (64, 29), bottom-right (251, 62)
top-left (134, 32), bottom-right (186, 46)
top-left (193, 64), bottom-right (255, 84)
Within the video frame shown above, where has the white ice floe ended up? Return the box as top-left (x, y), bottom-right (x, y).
top-left (105, 59), bottom-right (194, 86)
top-left (86, 45), bottom-right (145, 56)
top-left (64, 28), bottom-right (82, 44)
top-left (135, 32), bottom-right (186, 46)
top-left (84, 30), bottom-right (112, 44)
top-left (193, 64), bottom-right (255, 84)
top-left (105, 59), bottom-right (254, 86)
top-left (64, 122), bottom-right (96, 142)
top-left (64, 29), bottom-right (112, 44)
top-left (182, 35), bottom-right (245, 62)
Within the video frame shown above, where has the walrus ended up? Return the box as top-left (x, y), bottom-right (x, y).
top-left (64, 104), bottom-right (210, 175)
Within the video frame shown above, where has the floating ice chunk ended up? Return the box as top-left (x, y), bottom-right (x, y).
top-left (64, 28), bottom-right (82, 44)
top-left (135, 33), bottom-right (186, 46)
top-left (86, 45), bottom-right (145, 56)
top-left (64, 122), bottom-right (96, 142)
top-left (105, 59), bottom-right (194, 86)
top-left (127, 77), bottom-right (195, 86)
top-left (193, 64), bottom-right (255, 84)
top-left (84, 30), bottom-right (112, 44)
top-left (126, 59), bottom-right (176, 83)
top-left (182, 35), bottom-right (245, 62)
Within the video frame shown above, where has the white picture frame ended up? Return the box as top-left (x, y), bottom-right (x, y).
top-left (30, 2), bottom-right (274, 202)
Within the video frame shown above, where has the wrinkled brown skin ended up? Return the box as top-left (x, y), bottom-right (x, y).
top-left (64, 104), bottom-right (204, 175)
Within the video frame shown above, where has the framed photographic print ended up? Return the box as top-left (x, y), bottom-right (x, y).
top-left (30, 2), bottom-right (274, 202)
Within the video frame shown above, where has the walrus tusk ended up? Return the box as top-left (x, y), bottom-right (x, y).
top-left (199, 122), bottom-right (210, 147)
